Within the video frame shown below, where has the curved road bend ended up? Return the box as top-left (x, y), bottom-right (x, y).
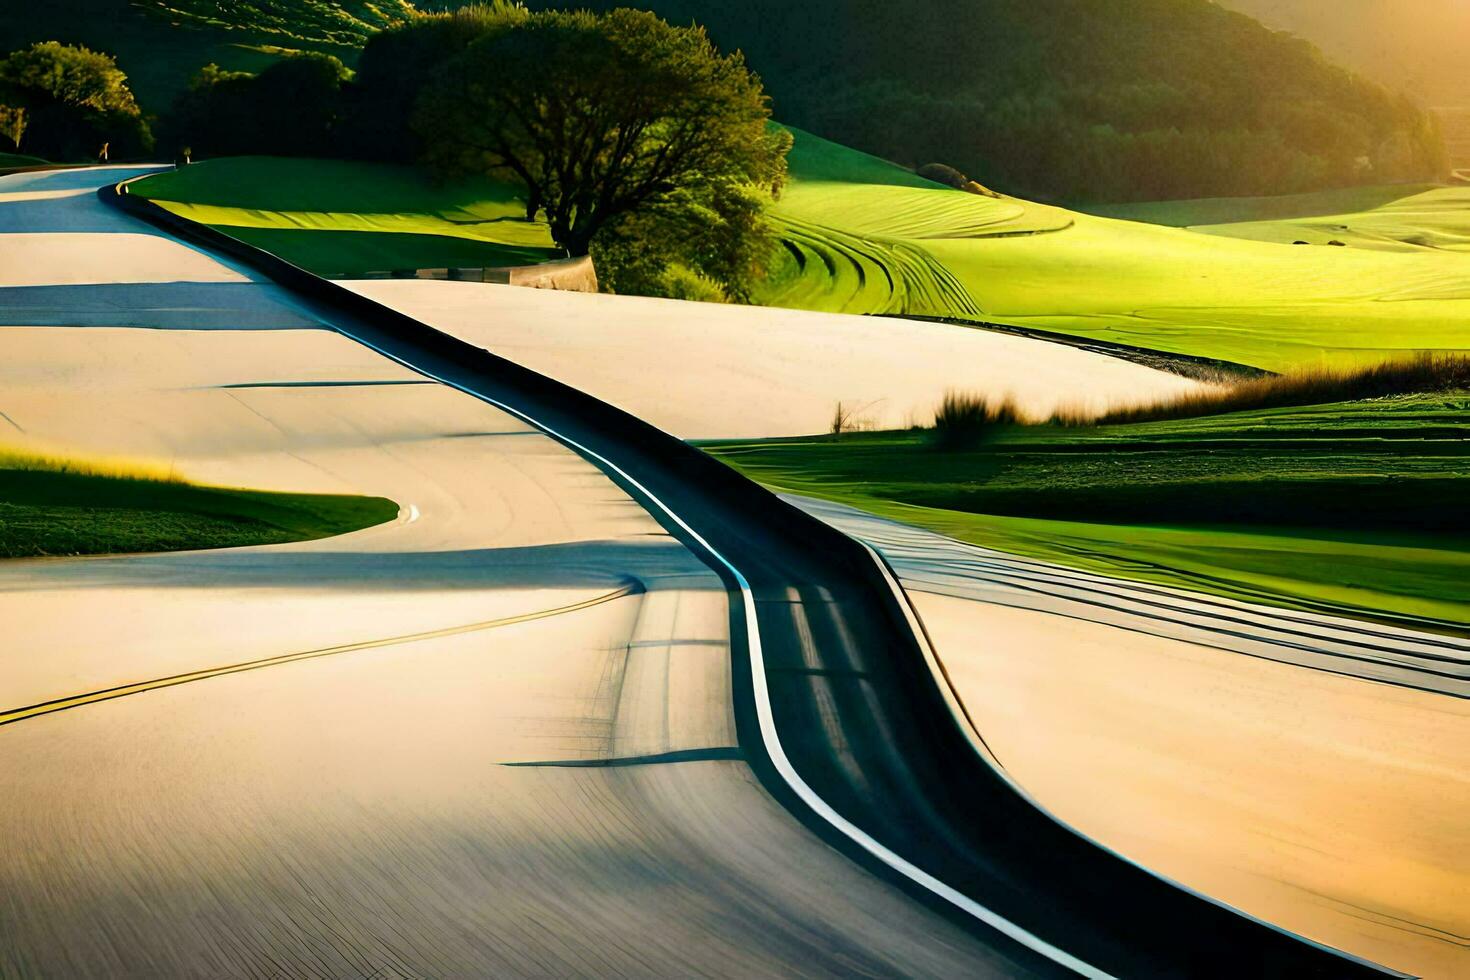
top-left (0, 166), bottom-right (1396, 976)
top-left (0, 166), bottom-right (1025, 978)
top-left (122, 167), bottom-right (1405, 977)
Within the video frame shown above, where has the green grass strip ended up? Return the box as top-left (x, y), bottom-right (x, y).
top-left (0, 468), bottom-right (398, 558)
top-left (703, 394), bottom-right (1470, 633)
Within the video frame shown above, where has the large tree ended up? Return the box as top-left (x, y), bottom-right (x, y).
top-left (414, 8), bottom-right (788, 259)
top-left (0, 42), bottom-right (150, 159)
top-left (343, 1), bottom-right (528, 162)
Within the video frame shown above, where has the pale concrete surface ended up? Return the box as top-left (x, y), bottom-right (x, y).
top-left (346, 279), bottom-right (1206, 439)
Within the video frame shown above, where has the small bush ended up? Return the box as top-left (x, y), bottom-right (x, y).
top-left (1097, 353), bottom-right (1470, 425)
top-left (931, 391), bottom-right (1020, 450)
top-left (917, 162), bottom-right (969, 189)
top-left (655, 265), bottom-right (729, 303)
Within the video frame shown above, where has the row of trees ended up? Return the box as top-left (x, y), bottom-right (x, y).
top-left (159, 3), bottom-right (790, 299)
top-left (0, 6), bottom-right (790, 301)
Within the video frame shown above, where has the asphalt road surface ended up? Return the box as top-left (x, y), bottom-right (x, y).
top-left (0, 167), bottom-right (1030, 977)
top-left (0, 167), bottom-right (1420, 978)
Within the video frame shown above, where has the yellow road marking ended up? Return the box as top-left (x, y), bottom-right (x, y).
top-left (1, 585), bottom-right (638, 728)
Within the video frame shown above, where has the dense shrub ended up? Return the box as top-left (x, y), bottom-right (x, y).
top-left (162, 53), bottom-right (349, 159)
top-left (917, 162), bottom-right (968, 189)
top-left (591, 178), bottom-right (784, 302)
top-left (0, 42), bottom-right (151, 159)
top-left (340, 2), bottom-right (527, 161)
top-left (931, 391), bottom-right (1021, 450)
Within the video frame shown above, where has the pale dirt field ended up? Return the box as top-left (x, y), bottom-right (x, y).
top-left (916, 592), bottom-right (1470, 979)
top-left (346, 279), bottom-right (1205, 439)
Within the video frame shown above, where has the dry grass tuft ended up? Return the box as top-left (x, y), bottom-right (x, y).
top-left (931, 391), bottom-right (1021, 449)
top-left (1090, 353), bottom-right (1470, 426)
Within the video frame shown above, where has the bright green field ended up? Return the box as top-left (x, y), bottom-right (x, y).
top-left (1079, 184), bottom-right (1446, 228)
top-left (1087, 184), bottom-right (1470, 253)
top-left (135, 157), bottom-right (562, 276)
top-left (759, 129), bottom-right (1470, 372)
top-left (133, 128), bottom-right (1470, 369)
top-left (0, 466), bottom-right (398, 558)
top-left (703, 393), bottom-right (1470, 632)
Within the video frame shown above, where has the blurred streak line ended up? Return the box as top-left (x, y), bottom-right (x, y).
top-left (0, 584), bottom-right (638, 728)
top-left (502, 747), bottom-right (743, 768)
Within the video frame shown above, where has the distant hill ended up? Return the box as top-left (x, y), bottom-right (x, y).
top-left (0, 0), bottom-right (399, 115)
top-left (139, 0), bottom-right (419, 47)
top-left (1220, 0), bottom-right (1470, 107)
top-left (1219, 0), bottom-right (1470, 169)
top-left (4, 0), bottom-right (1450, 199)
top-left (521, 0), bottom-right (1448, 202)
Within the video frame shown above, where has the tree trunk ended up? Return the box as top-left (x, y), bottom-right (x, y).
top-left (562, 231), bottom-right (593, 257)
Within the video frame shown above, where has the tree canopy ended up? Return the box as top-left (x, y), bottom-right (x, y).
top-left (413, 8), bottom-right (789, 261)
top-left (163, 53), bottom-right (350, 159)
top-left (0, 41), bottom-right (150, 159)
top-left (343, 2), bottom-right (527, 162)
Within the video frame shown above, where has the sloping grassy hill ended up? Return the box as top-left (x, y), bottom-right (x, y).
top-left (134, 157), bottom-right (561, 275)
top-left (758, 129), bottom-right (1068, 319)
top-left (758, 130), bottom-right (1470, 372)
top-left (1089, 185), bottom-right (1470, 253)
top-left (134, 127), bottom-right (1470, 370)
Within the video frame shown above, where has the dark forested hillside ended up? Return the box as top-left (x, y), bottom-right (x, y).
top-left (522, 0), bottom-right (1447, 202)
top-left (138, 0), bottom-right (420, 46)
top-left (1222, 0), bottom-right (1470, 107)
top-left (3, 0), bottom-right (1447, 200)
top-left (0, 0), bottom-right (370, 115)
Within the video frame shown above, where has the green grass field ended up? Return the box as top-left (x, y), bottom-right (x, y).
top-left (1079, 184), bottom-right (1446, 227)
top-left (1088, 184), bottom-right (1470, 253)
top-left (704, 393), bottom-right (1470, 631)
top-left (758, 129), bottom-right (1470, 372)
top-left (125, 132), bottom-right (1470, 629)
top-left (133, 129), bottom-right (1470, 371)
top-left (135, 157), bottom-right (562, 275)
top-left (0, 461), bottom-right (398, 558)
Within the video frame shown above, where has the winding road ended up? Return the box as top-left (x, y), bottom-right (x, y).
top-left (0, 166), bottom-right (1440, 977)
